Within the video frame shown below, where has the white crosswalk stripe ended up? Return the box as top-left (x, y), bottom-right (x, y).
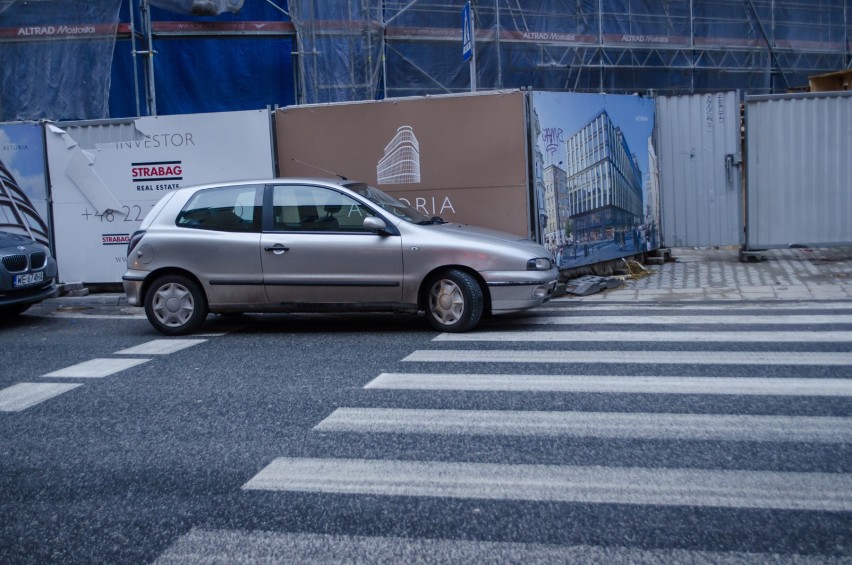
top-left (518, 314), bottom-right (852, 325)
top-left (0, 383), bottom-right (83, 412)
top-left (155, 528), bottom-right (845, 565)
top-left (433, 330), bottom-right (852, 342)
top-left (115, 339), bottom-right (207, 355)
top-left (244, 457), bottom-right (852, 511)
top-left (315, 407), bottom-right (852, 443)
top-left (403, 349), bottom-right (852, 365)
top-left (41, 357), bottom-right (150, 378)
top-left (365, 373), bottom-right (852, 396)
top-left (543, 301), bottom-right (852, 311)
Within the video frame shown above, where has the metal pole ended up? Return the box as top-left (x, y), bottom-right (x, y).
top-left (381, 0), bottom-right (388, 98)
top-left (128, 0), bottom-right (141, 116)
top-left (470, 5), bottom-right (477, 92)
top-left (140, 0), bottom-right (157, 115)
top-left (495, 0), bottom-right (502, 89)
top-left (597, 0), bottom-right (603, 92)
top-left (690, 0), bottom-right (695, 93)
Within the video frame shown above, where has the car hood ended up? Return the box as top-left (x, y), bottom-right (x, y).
top-left (0, 231), bottom-right (35, 250)
top-left (427, 222), bottom-right (551, 256)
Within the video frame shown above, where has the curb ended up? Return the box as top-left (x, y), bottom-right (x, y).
top-left (42, 293), bottom-right (127, 308)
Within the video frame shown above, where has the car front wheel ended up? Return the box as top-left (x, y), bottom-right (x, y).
top-left (424, 269), bottom-right (484, 332)
top-left (144, 274), bottom-right (208, 335)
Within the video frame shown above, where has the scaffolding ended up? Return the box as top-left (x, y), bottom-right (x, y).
top-left (0, 0), bottom-right (849, 120)
top-left (289, 0), bottom-right (850, 104)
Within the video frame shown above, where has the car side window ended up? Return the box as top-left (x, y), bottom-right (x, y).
top-left (176, 185), bottom-right (261, 232)
top-left (271, 184), bottom-right (377, 233)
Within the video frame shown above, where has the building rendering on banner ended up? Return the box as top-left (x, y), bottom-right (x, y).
top-left (542, 164), bottom-right (569, 248)
top-left (0, 160), bottom-right (50, 247)
top-left (376, 126), bottom-right (421, 185)
top-left (565, 111), bottom-right (643, 244)
top-left (645, 137), bottom-right (661, 237)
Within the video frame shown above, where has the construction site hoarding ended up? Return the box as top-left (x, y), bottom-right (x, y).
top-left (45, 109), bottom-right (274, 283)
top-left (656, 92), bottom-right (743, 248)
top-left (745, 92), bottom-right (852, 249)
top-left (530, 92), bottom-right (658, 269)
top-left (275, 90), bottom-right (533, 239)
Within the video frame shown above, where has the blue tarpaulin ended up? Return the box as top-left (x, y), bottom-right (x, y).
top-left (0, 0), bottom-right (122, 121)
top-left (109, 0), bottom-right (295, 117)
top-left (0, 0), bottom-right (294, 121)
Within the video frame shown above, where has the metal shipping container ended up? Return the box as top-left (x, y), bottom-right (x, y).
top-left (745, 92), bottom-right (852, 249)
top-left (656, 92), bottom-right (743, 248)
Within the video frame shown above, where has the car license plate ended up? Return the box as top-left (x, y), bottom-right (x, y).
top-left (13, 271), bottom-right (43, 288)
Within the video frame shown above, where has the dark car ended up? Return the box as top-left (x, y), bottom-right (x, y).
top-left (0, 230), bottom-right (58, 317)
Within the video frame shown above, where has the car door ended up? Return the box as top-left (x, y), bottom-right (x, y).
top-left (261, 183), bottom-right (404, 305)
top-left (172, 183), bottom-right (266, 307)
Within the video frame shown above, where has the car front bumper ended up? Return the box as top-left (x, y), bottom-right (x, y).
top-left (0, 280), bottom-right (58, 308)
top-left (485, 269), bottom-right (558, 315)
top-left (122, 274), bottom-right (145, 307)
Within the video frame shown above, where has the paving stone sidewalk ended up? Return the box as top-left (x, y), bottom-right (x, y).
top-left (564, 247), bottom-right (852, 303)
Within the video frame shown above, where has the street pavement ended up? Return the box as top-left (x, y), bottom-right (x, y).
top-left (7, 245), bottom-right (850, 563)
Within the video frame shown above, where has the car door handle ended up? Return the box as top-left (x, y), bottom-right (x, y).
top-left (264, 244), bottom-right (289, 255)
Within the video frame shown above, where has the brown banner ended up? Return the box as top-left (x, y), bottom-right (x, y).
top-left (275, 91), bottom-right (531, 237)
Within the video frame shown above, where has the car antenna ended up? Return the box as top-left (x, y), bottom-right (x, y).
top-left (290, 158), bottom-right (348, 180)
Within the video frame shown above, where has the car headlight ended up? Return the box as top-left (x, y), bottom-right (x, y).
top-left (527, 257), bottom-right (553, 271)
top-left (127, 230), bottom-right (146, 256)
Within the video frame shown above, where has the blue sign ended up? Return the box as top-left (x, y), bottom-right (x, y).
top-left (461, 2), bottom-right (473, 61)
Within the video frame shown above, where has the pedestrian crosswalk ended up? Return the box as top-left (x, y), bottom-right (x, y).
top-left (0, 338), bottom-right (207, 412)
top-left (189, 300), bottom-right (852, 560)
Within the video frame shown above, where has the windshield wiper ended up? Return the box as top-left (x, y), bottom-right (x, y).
top-left (418, 216), bottom-right (447, 225)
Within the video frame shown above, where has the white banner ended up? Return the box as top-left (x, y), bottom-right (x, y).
top-left (46, 110), bottom-right (274, 283)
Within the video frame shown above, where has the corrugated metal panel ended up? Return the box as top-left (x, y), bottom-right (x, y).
top-left (50, 119), bottom-right (142, 149)
top-left (746, 92), bottom-right (852, 248)
top-left (656, 92), bottom-right (743, 247)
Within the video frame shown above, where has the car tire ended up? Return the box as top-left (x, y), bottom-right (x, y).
top-left (144, 274), bottom-right (208, 335)
top-left (424, 269), bottom-right (483, 332)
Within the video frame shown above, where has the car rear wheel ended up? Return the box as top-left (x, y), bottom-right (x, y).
top-left (424, 269), bottom-right (483, 332)
top-left (144, 274), bottom-right (208, 335)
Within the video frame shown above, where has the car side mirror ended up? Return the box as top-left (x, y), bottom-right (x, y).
top-left (363, 216), bottom-right (388, 233)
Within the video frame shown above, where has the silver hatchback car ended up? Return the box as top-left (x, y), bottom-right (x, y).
top-left (123, 178), bottom-right (558, 335)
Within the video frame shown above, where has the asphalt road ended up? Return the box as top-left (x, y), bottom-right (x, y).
top-left (1, 299), bottom-right (851, 563)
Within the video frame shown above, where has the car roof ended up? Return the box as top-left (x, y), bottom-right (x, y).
top-left (181, 177), bottom-right (357, 192)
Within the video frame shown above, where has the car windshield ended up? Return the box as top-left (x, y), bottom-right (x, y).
top-left (345, 182), bottom-right (445, 225)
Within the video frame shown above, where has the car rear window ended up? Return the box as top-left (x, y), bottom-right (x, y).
top-left (176, 185), bottom-right (262, 232)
